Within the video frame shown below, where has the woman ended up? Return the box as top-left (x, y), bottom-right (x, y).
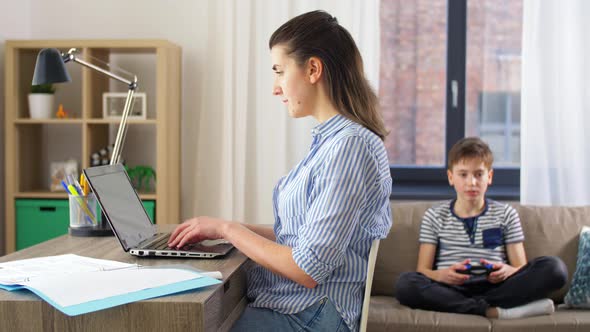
top-left (168, 10), bottom-right (392, 332)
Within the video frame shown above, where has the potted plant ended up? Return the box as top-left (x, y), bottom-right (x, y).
top-left (28, 83), bottom-right (55, 119)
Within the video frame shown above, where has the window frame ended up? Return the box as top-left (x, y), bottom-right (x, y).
top-left (389, 0), bottom-right (520, 201)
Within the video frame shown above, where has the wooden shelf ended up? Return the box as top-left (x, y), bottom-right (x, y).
top-left (14, 191), bottom-right (69, 199)
top-left (8, 39), bottom-right (178, 50)
top-left (4, 39), bottom-right (181, 253)
top-left (86, 118), bottom-right (157, 125)
top-left (15, 118), bottom-right (156, 125)
top-left (14, 118), bottom-right (84, 124)
top-left (14, 191), bottom-right (157, 200)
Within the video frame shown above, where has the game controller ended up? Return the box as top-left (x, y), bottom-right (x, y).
top-left (457, 263), bottom-right (497, 275)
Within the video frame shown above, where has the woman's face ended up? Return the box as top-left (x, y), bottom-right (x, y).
top-left (270, 45), bottom-right (315, 118)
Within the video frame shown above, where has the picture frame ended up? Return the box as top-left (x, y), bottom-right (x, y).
top-left (102, 92), bottom-right (147, 119)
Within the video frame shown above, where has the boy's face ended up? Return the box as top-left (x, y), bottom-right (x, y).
top-left (447, 158), bottom-right (493, 204)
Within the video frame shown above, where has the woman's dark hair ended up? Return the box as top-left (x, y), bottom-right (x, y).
top-left (269, 10), bottom-right (388, 140)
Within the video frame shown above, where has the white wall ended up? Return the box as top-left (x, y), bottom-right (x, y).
top-left (0, 1), bottom-right (32, 253)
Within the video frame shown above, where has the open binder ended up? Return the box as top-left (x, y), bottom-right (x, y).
top-left (0, 254), bottom-right (221, 316)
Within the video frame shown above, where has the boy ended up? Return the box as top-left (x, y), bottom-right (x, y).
top-left (395, 137), bottom-right (568, 319)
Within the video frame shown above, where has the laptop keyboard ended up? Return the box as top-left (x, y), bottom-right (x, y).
top-left (149, 236), bottom-right (173, 250)
top-left (142, 233), bottom-right (197, 251)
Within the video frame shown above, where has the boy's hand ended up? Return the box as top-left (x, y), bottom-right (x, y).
top-left (434, 259), bottom-right (471, 285)
top-left (480, 259), bottom-right (518, 283)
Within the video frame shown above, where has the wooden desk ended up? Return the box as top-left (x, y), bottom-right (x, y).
top-left (0, 225), bottom-right (251, 332)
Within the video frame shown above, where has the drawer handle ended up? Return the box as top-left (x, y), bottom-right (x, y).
top-left (39, 206), bottom-right (56, 212)
top-left (224, 279), bottom-right (231, 293)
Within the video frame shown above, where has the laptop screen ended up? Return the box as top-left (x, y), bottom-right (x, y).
top-left (84, 164), bottom-right (156, 251)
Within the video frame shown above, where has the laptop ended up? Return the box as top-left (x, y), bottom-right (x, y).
top-left (83, 164), bottom-right (234, 258)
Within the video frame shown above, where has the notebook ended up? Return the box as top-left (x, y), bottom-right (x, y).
top-left (83, 164), bottom-right (234, 258)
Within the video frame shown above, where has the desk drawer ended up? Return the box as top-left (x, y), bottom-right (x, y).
top-left (16, 199), bottom-right (69, 250)
top-left (205, 259), bottom-right (252, 331)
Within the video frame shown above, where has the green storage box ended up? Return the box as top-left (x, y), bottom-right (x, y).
top-left (16, 199), bottom-right (157, 251)
top-left (143, 200), bottom-right (156, 223)
top-left (16, 199), bottom-right (70, 251)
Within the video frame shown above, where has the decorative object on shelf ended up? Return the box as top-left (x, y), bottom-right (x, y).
top-left (32, 48), bottom-right (138, 165)
top-left (103, 92), bottom-right (146, 119)
top-left (125, 165), bottom-right (156, 192)
top-left (49, 159), bottom-right (78, 192)
top-left (90, 144), bottom-right (115, 167)
top-left (28, 83), bottom-right (55, 119)
top-left (56, 103), bottom-right (69, 118)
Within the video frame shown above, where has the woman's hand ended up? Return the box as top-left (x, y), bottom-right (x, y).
top-left (432, 259), bottom-right (471, 285)
top-left (481, 259), bottom-right (518, 283)
top-left (167, 216), bottom-right (230, 249)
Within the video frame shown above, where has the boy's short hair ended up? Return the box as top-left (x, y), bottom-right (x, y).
top-left (447, 137), bottom-right (494, 170)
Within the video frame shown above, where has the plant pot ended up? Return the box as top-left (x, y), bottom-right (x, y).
top-left (28, 93), bottom-right (55, 119)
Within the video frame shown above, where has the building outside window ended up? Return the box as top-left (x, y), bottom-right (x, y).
top-left (379, 0), bottom-right (522, 197)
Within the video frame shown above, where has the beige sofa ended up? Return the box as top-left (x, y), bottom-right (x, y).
top-left (368, 201), bottom-right (590, 332)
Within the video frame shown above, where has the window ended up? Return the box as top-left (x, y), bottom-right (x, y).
top-left (379, 0), bottom-right (522, 199)
top-left (465, 1), bottom-right (523, 167)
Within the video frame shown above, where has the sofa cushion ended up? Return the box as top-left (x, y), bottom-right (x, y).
top-left (514, 205), bottom-right (590, 302)
top-left (367, 296), bottom-right (492, 332)
top-left (369, 296), bottom-right (590, 332)
top-left (373, 202), bottom-right (431, 296)
top-left (563, 226), bottom-right (590, 308)
top-left (489, 308), bottom-right (590, 332)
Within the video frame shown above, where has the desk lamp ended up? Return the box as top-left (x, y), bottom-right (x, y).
top-left (32, 48), bottom-right (138, 236)
top-left (33, 48), bottom-right (137, 165)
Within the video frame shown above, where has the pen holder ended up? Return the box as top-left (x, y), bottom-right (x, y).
top-left (68, 193), bottom-right (114, 237)
top-left (68, 193), bottom-right (98, 228)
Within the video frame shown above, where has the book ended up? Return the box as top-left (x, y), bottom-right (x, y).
top-left (0, 254), bottom-right (221, 316)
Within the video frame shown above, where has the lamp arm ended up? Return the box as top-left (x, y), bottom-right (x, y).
top-left (63, 49), bottom-right (138, 90)
top-left (110, 88), bottom-right (135, 165)
top-left (60, 49), bottom-right (137, 166)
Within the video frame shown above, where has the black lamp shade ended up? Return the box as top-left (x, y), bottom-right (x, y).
top-left (32, 48), bottom-right (71, 85)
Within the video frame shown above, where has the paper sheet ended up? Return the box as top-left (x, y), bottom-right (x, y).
top-left (0, 254), bottom-right (136, 285)
top-left (141, 264), bottom-right (223, 280)
top-left (21, 267), bottom-right (203, 307)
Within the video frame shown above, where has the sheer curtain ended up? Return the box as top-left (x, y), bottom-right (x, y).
top-left (182, 0), bottom-right (380, 223)
top-left (521, 0), bottom-right (590, 206)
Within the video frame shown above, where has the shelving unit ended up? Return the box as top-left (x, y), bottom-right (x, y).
top-left (4, 40), bottom-right (181, 252)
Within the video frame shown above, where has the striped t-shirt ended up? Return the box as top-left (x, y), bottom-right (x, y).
top-left (419, 199), bottom-right (524, 270)
top-left (246, 114), bottom-right (393, 332)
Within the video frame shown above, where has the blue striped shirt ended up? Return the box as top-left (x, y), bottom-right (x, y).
top-left (247, 114), bottom-right (393, 331)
